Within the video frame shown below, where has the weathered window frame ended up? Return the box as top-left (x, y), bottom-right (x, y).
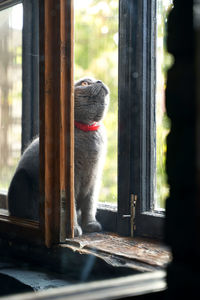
top-left (0, 0), bottom-right (74, 247)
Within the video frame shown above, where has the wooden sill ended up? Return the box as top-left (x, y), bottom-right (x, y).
top-left (0, 233), bottom-right (168, 299)
top-left (64, 232), bottom-right (171, 273)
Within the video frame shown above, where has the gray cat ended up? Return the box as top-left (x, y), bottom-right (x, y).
top-left (8, 77), bottom-right (109, 236)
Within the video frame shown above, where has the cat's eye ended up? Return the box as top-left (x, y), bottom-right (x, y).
top-left (81, 81), bottom-right (89, 86)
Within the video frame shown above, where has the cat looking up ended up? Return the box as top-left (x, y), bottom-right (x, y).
top-left (8, 77), bottom-right (109, 236)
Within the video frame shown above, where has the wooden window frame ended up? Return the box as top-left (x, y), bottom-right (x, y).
top-left (0, 0), bottom-right (74, 247)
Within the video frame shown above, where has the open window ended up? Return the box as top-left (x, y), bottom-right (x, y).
top-left (0, 1), bottom-right (173, 298)
top-left (76, 0), bottom-right (173, 239)
top-left (0, 0), bottom-right (173, 246)
top-left (0, 0), bottom-right (75, 246)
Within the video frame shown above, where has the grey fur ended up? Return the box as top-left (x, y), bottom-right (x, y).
top-left (8, 77), bottom-right (109, 236)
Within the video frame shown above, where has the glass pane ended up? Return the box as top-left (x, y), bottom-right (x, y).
top-left (0, 4), bottom-right (23, 205)
top-left (75, 0), bottom-right (118, 204)
top-left (155, 0), bottom-right (173, 210)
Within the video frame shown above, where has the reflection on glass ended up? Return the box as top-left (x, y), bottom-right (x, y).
top-left (0, 4), bottom-right (23, 199)
top-left (155, 0), bottom-right (173, 210)
top-left (75, 0), bottom-right (118, 204)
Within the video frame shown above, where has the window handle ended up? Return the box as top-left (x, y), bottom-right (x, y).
top-left (122, 194), bottom-right (137, 238)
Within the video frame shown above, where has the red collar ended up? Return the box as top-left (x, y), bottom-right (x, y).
top-left (75, 121), bottom-right (100, 132)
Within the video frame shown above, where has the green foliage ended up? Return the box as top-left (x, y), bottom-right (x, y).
top-left (155, 0), bottom-right (173, 209)
top-left (156, 114), bottom-right (170, 209)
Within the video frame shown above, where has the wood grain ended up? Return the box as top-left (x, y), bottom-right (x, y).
top-left (42, 0), bottom-right (75, 245)
top-left (60, 0), bottom-right (74, 240)
top-left (65, 233), bottom-right (171, 268)
top-left (0, 215), bottom-right (42, 244)
top-left (43, 0), bottom-right (61, 247)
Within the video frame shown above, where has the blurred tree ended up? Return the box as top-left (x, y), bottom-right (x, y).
top-left (155, 0), bottom-right (173, 209)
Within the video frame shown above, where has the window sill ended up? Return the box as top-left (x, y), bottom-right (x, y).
top-left (64, 232), bottom-right (171, 273)
top-left (0, 233), bottom-right (169, 298)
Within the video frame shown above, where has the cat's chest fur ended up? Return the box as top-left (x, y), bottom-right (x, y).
top-left (75, 126), bottom-right (106, 162)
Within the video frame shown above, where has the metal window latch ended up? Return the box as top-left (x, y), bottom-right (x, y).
top-left (122, 194), bottom-right (138, 238)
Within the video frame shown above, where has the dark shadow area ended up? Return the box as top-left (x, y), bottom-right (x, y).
top-left (0, 273), bottom-right (33, 296)
top-left (0, 240), bottom-right (141, 296)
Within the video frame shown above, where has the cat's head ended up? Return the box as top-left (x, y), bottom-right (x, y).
top-left (74, 77), bottom-right (109, 124)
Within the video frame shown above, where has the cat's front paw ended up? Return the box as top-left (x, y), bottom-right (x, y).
top-left (74, 225), bottom-right (82, 237)
top-left (83, 221), bottom-right (102, 233)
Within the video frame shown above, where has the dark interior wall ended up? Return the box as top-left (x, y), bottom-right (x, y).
top-left (165, 0), bottom-right (200, 297)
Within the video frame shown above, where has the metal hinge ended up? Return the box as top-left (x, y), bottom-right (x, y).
top-left (122, 194), bottom-right (138, 238)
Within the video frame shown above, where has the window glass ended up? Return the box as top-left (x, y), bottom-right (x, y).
top-left (155, 0), bottom-right (173, 210)
top-left (75, 0), bottom-right (118, 204)
top-left (0, 4), bottom-right (23, 197)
